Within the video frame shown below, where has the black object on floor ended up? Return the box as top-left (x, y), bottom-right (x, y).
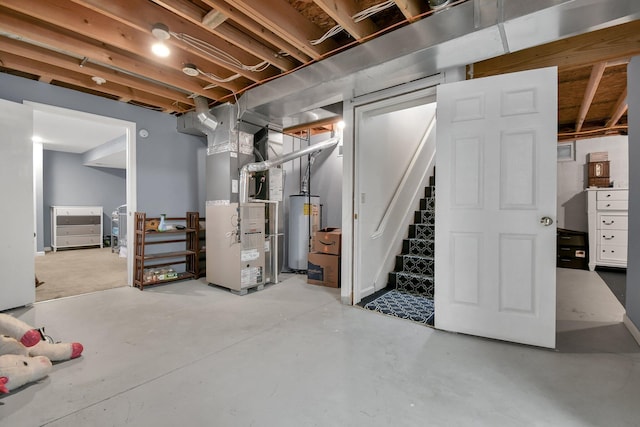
top-left (596, 267), bottom-right (626, 306)
top-left (363, 290), bottom-right (435, 325)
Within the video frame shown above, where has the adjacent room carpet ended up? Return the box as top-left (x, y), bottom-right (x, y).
top-left (35, 247), bottom-right (127, 302)
top-left (596, 267), bottom-right (626, 306)
top-left (362, 289), bottom-right (435, 325)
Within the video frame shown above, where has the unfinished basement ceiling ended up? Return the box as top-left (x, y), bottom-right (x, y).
top-left (0, 0), bottom-right (639, 139)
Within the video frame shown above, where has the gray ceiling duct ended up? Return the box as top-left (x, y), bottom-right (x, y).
top-left (239, 135), bottom-right (340, 204)
top-left (194, 96), bottom-right (218, 134)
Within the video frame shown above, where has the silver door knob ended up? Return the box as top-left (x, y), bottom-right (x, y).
top-left (540, 216), bottom-right (553, 226)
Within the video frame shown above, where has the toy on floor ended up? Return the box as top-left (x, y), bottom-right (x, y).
top-left (0, 313), bottom-right (83, 394)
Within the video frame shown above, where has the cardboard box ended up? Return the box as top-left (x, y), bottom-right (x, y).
top-left (588, 152), bottom-right (608, 162)
top-left (307, 252), bottom-right (340, 288)
top-left (312, 228), bottom-right (342, 255)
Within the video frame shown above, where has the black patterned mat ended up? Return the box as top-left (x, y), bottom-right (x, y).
top-left (363, 290), bottom-right (434, 325)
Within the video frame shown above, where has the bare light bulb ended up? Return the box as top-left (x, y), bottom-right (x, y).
top-left (152, 42), bottom-right (170, 58)
top-left (337, 120), bottom-right (346, 130)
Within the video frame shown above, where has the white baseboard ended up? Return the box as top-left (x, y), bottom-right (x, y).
top-left (623, 314), bottom-right (640, 346)
top-left (35, 251), bottom-right (45, 257)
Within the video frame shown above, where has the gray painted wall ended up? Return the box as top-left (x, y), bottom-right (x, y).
top-left (557, 135), bottom-right (629, 232)
top-left (43, 150), bottom-right (125, 248)
top-left (0, 73), bottom-right (207, 244)
top-left (627, 56), bottom-right (640, 326)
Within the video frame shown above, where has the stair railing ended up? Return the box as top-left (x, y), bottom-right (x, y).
top-left (370, 115), bottom-right (437, 289)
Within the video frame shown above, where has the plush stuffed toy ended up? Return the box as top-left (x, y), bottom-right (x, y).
top-left (0, 313), bottom-right (83, 394)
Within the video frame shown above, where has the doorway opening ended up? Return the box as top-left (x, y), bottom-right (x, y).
top-left (28, 102), bottom-right (136, 301)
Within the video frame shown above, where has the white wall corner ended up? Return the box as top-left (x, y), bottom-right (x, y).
top-left (623, 314), bottom-right (640, 347)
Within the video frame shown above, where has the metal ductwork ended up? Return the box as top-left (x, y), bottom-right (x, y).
top-left (240, 0), bottom-right (640, 122)
top-left (194, 96), bottom-right (218, 134)
top-left (239, 136), bottom-right (340, 204)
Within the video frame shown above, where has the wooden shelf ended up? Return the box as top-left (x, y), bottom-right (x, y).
top-left (133, 212), bottom-right (204, 290)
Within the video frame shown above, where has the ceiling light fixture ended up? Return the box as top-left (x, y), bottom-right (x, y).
top-left (91, 76), bottom-right (107, 85)
top-left (151, 23), bottom-right (171, 58)
top-left (182, 64), bottom-right (200, 77)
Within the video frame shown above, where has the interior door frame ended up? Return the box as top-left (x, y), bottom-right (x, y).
top-left (25, 101), bottom-right (137, 286)
top-left (343, 74), bottom-right (444, 305)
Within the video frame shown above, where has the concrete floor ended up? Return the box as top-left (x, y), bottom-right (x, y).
top-left (1, 269), bottom-right (639, 426)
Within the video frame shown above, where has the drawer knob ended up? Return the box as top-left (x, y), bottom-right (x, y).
top-left (606, 204), bottom-right (611, 207)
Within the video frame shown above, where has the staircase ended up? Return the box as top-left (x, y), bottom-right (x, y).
top-left (362, 172), bottom-right (436, 325)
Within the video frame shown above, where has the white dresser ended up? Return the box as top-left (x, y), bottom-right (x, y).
top-left (586, 189), bottom-right (628, 271)
top-left (51, 206), bottom-right (103, 252)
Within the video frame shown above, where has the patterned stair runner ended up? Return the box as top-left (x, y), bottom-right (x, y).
top-left (363, 174), bottom-right (436, 325)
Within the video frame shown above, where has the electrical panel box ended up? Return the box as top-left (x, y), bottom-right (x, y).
top-left (206, 202), bottom-right (265, 293)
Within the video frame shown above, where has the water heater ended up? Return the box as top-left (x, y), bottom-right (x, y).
top-left (288, 194), bottom-right (320, 270)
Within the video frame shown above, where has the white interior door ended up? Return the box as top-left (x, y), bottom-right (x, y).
top-left (435, 67), bottom-right (557, 348)
top-left (0, 99), bottom-right (35, 311)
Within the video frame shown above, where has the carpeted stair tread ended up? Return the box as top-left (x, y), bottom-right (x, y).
top-left (402, 238), bottom-right (434, 257)
top-left (395, 254), bottom-right (434, 276)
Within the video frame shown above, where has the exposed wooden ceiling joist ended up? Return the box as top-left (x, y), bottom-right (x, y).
top-left (223, 0), bottom-right (339, 60)
top-left (150, 0), bottom-right (296, 72)
top-left (69, 0), bottom-right (281, 83)
top-left (313, 0), bottom-right (377, 40)
top-left (575, 62), bottom-right (606, 133)
top-left (0, 7), bottom-right (228, 101)
top-left (0, 37), bottom-right (195, 108)
top-left (0, 51), bottom-right (185, 111)
top-left (1, 0), bottom-right (251, 92)
top-left (606, 88), bottom-right (628, 128)
top-left (473, 20), bottom-right (640, 77)
top-left (199, 0), bottom-right (312, 63)
top-left (392, 0), bottom-right (424, 21)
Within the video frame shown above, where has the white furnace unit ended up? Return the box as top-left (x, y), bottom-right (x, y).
top-left (206, 202), bottom-right (265, 295)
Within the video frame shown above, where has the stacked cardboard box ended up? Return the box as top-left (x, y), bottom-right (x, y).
top-left (587, 152), bottom-right (610, 187)
top-left (307, 228), bottom-right (341, 288)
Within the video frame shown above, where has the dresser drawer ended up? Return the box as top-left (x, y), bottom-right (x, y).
top-left (557, 257), bottom-right (588, 270)
top-left (56, 225), bottom-right (100, 236)
top-left (54, 207), bottom-right (102, 216)
top-left (558, 246), bottom-right (587, 259)
top-left (599, 230), bottom-right (628, 247)
top-left (598, 215), bottom-right (628, 230)
top-left (54, 235), bottom-right (101, 247)
top-left (597, 200), bottom-right (628, 210)
top-left (557, 234), bottom-right (586, 247)
top-left (597, 190), bottom-right (628, 201)
top-left (56, 215), bottom-right (101, 225)
top-left (597, 245), bottom-right (627, 263)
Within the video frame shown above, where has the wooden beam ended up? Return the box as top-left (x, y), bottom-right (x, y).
top-left (392, 0), bottom-right (423, 21)
top-left (606, 87), bottom-right (628, 128)
top-left (199, 0), bottom-right (311, 63)
top-left (151, 0), bottom-right (297, 72)
top-left (0, 8), bottom-right (227, 100)
top-left (313, 0), bottom-right (377, 40)
top-left (473, 20), bottom-right (640, 78)
top-left (223, 0), bottom-right (339, 60)
top-left (69, 0), bottom-right (277, 83)
top-left (575, 62), bottom-right (606, 132)
top-left (39, 75), bottom-right (53, 83)
top-left (0, 37), bottom-right (195, 106)
top-left (1, 0), bottom-right (246, 92)
top-left (283, 116), bottom-right (342, 134)
top-left (0, 51), bottom-right (185, 112)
